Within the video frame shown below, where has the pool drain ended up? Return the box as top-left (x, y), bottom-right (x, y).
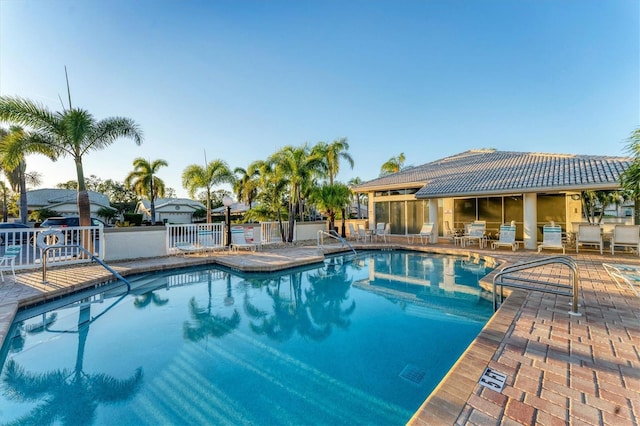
top-left (399, 364), bottom-right (426, 385)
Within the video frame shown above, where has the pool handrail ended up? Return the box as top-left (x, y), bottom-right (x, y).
top-left (317, 229), bottom-right (356, 254)
top-left (492, 255), bottom-right (580, 316)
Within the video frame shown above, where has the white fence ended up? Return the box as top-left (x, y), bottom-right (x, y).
top-left (0, 225), bottom-right (104, 270)
top-left (166, 223), bottom-right (225, 254)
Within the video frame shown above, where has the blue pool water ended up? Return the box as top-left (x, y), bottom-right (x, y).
top-left (0, 251), bottom-right (494, 425)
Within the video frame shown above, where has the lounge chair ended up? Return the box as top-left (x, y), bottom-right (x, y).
top-left (463, 223), bottom-right (486, 248)
top-left (0, 245), bottom-right (20, 282)
top-left (602, 263), bottom-right (640, 296)
top-left (174, 241), bottom-right (206, 256)
top-left (610, 225), bottom-right (640, 256)
top-left (231, 226), bottom-right (257, 252)
top-left (492, 224), bottom-right (519, 251)
top-left (575, 224), bottom-right (603, 254)
top-left (408, 222), bottom-right (433, 244)
top-left (538, 225), bottom-right (565, 254)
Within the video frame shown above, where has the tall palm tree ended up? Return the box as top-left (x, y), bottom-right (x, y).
top-left (620, 127), bottom-right (640, 224)
top-left (348, 176), bottom-right (363, 219)
top-left (314, 137), bottom-right (354, 185)
top-left (125, 158), bottom-right (168, 224)
top-left (233, 166), bottom-right (259, 209)
top-left (182, 160), bottom-right (234, 223)
top-left (270, 144), bottom-right (324, 241)
top-left (0, 94), bottom-right (143, 227)
top-left (0, 126), bottom-right (52, 223)
top-left (380, 152), bottom-right (406, 176)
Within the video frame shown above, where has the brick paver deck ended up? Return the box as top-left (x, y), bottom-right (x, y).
top-left (0, 240), bottom-right (638, 425)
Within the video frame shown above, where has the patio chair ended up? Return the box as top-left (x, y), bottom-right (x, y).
top-left (0, 245), bottom-right (21, 282)
top-left (610, 225), bottom-right (640, 256)
top-left (231, 226), bottom-right (257, 252)
top-left (537, 225), bottom-right (565, 254)
top-left (463, 223), bottom-right (486, 248)
top-left (375, 223), bottom-right (390, 243)
top-left (357, 224), bottom-right (369, 243)
top-left (491, 224), bottom-right (519, 251)
top-left (348, 223), bottom-right (358, 242)
top-left (575, 224), bottom-right (603, 254)
top-left (602, 263), bottom-right (640, 296)
top-left (408, 222), bottom-right (433, 244)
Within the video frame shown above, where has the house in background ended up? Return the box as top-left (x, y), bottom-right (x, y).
top-left (135, 198), bottom-right (206, 224)
top-left (26, 188), bottom-right (116, 221)
top-left (353, 149), bottom-right (632, 250)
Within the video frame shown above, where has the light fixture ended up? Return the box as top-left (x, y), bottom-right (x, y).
top-left (570, 194), bottom-right (581, 201)
top-left (223, 196), bottom-right (234, 247)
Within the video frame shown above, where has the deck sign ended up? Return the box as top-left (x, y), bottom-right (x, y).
top-left (479, 367), bottom-right (507, 392)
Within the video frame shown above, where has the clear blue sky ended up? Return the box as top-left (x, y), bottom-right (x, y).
top-left (1, 0), bottom-right (638, 199)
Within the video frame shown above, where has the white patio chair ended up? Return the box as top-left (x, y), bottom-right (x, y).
top-left (231, 226), bottom-right (257, 252)
top-left (375, 223), bottom-right (389, 243)
top-left (492, 224), bottom-right (519, 251)
top-left (610, 225), bottom-right (640, 256)
top-left (408, 222), bottom-right (434, 244)
top-left (348, 223), bottom-right (358, 242)
top-left (575, 224), bottom-right (603, 254)
top-left (538, 225), bottom-right (565, 254)
top-left (463, 223), bottom-right (486, 248)
top-left (0, 245), bottom-right (21, 282)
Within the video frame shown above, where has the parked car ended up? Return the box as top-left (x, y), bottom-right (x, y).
top-left (41, 217), bottom-right (109, 228)
top-left (40, 217), bottom-right (109, 243)
top-left (0, 223), bottom-right (30, 245)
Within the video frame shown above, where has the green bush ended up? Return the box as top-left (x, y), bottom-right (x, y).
top-left (123, 213), bottom-right (143, 226)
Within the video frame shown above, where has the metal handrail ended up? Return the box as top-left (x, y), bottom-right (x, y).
top-left (41, 244), bottom-right (131, 291)
top-left (493, 255), bottom-right (580, 316)
top-left (317, 230), bottom-right (356, 254)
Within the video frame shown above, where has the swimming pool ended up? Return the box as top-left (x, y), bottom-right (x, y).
top-left (0, 251), bottom-right (494, 425)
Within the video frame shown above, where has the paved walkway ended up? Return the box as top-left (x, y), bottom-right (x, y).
top-left (0, 240), bottom-right (638, 425)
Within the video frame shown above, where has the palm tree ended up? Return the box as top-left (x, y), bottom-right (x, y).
top-left (125, 158), bottom-right (168, 224)
top-left (380, 152), bottom-right (406, 176)
top-left (348, 176), bottom-right (363, 219)
top-left (314, 137), bottom-right (354, 185)
top-left (0, 94), bottom-right (143, 227)
top-left (182, 160), bottom-right (234, 223)
top-left (311, 182), bottom-right (352, 233)
top-left (0, 126), bottom-right (51, 223)
top-left (233, 166), bottom-right (259, 209)
top-left (620, 127), bottom-right (640, 224)
top-left (270, 144), bottom-right (324, 241)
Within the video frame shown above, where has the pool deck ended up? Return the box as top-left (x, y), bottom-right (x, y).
top-left (0, 240), bottom-right (638, 425)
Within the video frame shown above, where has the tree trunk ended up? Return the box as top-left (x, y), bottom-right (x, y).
top-left (19, 161), bottom-right (28, 224)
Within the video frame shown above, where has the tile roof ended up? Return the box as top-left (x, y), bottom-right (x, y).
top-left (352, 150), bottom-right (632, 198)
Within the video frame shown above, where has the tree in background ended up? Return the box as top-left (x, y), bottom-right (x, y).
top-left (0, 126), bottom-right (49, 223)
top-left (0, 86), bottom-right (143, 229)
top-left (620, 127), bottom-right (640, 225)
top-left (314, 137), bottom-right (354, 186)
top-left (269, 144), bottom-right (324, 242)
top-left (233, 166), bottom-right (259, 209)
top-left (310, 183), bottom-right (352, 234)
top-left (125, 158), bottom-right (168, 223)
top-left (347, 176), bottom-right (365, 219)
top-left (380, 152), bottom-right (406, 176)
top-left (182, 160), bottom-right (234, 223)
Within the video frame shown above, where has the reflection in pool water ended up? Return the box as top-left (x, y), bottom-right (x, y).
top-left (0, 251), bottom-right (493, 425)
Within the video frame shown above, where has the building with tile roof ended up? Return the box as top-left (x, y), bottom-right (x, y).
top-left (352, 149), bottom-right (633, 249)
top-left (26, 188), bottom-right (116, 220)
top-left (135, 198), bottom-right (206, 224)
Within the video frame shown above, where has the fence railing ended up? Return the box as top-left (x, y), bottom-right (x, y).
top-left (166, 223), bottom-right (225, 254)
top-left (260, 221), bottom-right (291, 245)
top-left (0, 225), bottom-right (104, 270)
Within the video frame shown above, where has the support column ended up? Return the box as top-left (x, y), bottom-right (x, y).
top-left (429, 199), bottom-right (439, 243)
top-left (523, 193), bottom-right (537, 250)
